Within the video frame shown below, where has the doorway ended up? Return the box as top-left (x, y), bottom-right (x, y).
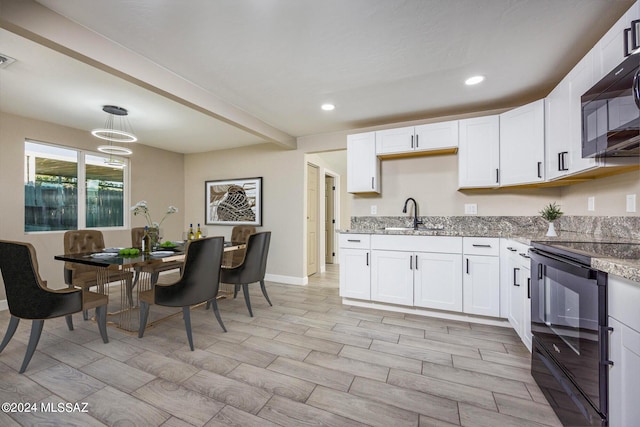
top-left (306, 163), bottom-right (319, 276)
top-left (325, 174), bottom-right (336, 264)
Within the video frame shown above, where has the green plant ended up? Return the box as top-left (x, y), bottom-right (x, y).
top-left (540, 202), bottom-right (563, 222)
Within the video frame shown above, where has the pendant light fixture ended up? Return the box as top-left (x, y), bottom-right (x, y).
top-left (92, 105), bottom-right (137, 158)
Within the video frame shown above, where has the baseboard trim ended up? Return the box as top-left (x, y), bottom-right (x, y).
top-left (265, 273), bottom-right (308, 286)
top-left (342, 298), bottom-right (511, 328)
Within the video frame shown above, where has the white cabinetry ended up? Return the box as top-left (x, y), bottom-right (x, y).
top-left (608, 274), bottom-right (640, 427)
top-left (458, 115), bottom-right (500, 188)
top-left (462, 238), bottom-right (500, 317)
top-left (347, 132), bottom-right (380, 193)
top-left (371, 235), bottom-right (462, 309)
top-left (499, 100), bottom-right (545, 186)
top-left (375, 121), bottom-right (458, 157)
top-left (338, 234), bottom-right (371, 300)
top-left (593, 1), bottom-right (640, 80)
top-left (501, 239), bottom-right (532, 351)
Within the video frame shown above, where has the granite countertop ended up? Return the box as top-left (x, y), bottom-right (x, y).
top-left (340, 228), bottom-right (640, 283)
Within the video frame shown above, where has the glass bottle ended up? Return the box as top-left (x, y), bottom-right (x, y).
top-left (142, 225), bottom-right (151, 254)
top-left (196, 223), bottom-right (202, 239)
top-left (187, 223), bottom-right (195, 240)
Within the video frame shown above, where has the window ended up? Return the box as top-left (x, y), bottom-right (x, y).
top-left (24, 141), bottom-right (128, 232)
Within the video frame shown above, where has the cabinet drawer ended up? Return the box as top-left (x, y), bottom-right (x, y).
top-left (372, 235), bottom-right (462, 253)
top-left (463, 237), bottom-right (500, 256)
top-left (339, 234), bottom-right (371, 249)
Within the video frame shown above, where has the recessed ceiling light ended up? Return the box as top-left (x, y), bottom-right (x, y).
top-left (321, 103), bottom-right (335, 111)
top-left (465, 75), bottom-right (485, 85)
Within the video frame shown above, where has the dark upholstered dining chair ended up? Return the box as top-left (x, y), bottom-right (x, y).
top-left (220, 231), bottom-right (271, 317)
top-left (63, 230), bottom-right (133, 316)
top-left (130, 227), bottom-right (183, 305)
top-left (138, 236), bottom-right (226, 351)
top-left (0, 240), bottom-right (108, 373)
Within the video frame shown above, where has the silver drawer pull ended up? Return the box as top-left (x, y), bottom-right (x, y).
top-left (472, 244), bottom-right (492, 248)
top-left (519, 252), bottom-right (530, 259)
top-left (347, 239), bottom-right (361, 243)
top-left (506, 247), bottom-right (517, 252)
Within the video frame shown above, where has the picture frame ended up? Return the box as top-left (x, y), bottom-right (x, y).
top-left (205, 177), bottom-right (262, 226)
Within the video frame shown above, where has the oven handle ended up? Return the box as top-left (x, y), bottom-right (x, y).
top-left (529, 249), bottom-right (596, 280)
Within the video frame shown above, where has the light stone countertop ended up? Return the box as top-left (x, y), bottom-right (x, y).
top-left (340, 228), bottom-right (640, 283)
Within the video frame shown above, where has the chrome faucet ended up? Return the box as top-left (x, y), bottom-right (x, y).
top-left (402, 197), bottom-right (423, 230)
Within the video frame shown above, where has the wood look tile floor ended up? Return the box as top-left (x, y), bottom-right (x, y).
top-left (0, 265), bottom-right (562, 427)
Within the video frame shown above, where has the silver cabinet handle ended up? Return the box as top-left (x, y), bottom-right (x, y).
top-left (472, 244), bottom-right (492, 248)
top-left (519, 252), bottom-right (530, 259)
top-left (347, 239), bottom-right (361, 242)
top-left (506, 247), bottom-right (517, 252)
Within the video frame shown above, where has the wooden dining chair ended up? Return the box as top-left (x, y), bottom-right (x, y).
top-left (129, 227), bottom-right (183, 305)
top-left (138, 236), bottom-right (227, 351)
top-left (63, 230), bottom-right (133, 316)
top-left (220, 231), bottom-right (271, 317)
top-left (0, 240), bottom-right (108, 373)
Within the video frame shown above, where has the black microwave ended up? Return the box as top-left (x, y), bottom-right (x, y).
top-left (581, 53), bottom-right (640, 158)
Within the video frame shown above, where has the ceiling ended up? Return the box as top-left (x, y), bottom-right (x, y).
top-left (0, 0), bottom-right (635, 154)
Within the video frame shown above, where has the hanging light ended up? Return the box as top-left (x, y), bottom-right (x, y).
top-left (92, 105), bottom-right (137, 143)
top-left (91, 105), bottom-right (136, 164)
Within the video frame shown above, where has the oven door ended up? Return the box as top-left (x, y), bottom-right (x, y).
top-left (530, 249), bottom-right (607, 413)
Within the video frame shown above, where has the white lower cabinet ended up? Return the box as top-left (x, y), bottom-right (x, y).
top-left (463, 255), bottom-right (500, 317)
top-left (463, 238), bottom-right (500, 317)
top-left (338, 234), bottom-right (371, 300)
top-left (608, 316), bottom-right (640, 427)
top-left (370, 235), bottom-right (463, 308)
top-left (502, 239), bottom-right (533, 351)
top-left (414, 252), bottom-right (463, 312)
top-left (371, 250), bottom-right (415, 305)
top-left (608, 274), bottom-right (640, 427)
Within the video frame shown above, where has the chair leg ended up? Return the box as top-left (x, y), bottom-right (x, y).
top-left (242, 284), bottom-right (253, 317)
top-left (95, 305), bottom-right (109, 344)
top-left (20, 320), bottom-right (44, 374)
top-left (0, 316), bottom-right (20, 353)
top-left (182, 307), bottom-right (194, 351)
top-left (128, 272), bottom-right (140, 307)
top-left (150, 272), bottom-right (160, 285)
top-left (209, 299), bottom-right (227, 332)
top-left (65, 314), bottom-right (74, 331)
top-left (233, 284), bottom-right (240, 299)
top-left (138, 301), bottom-right (150, 338)
top-left (259, 280), bottom-right (272, 306)
top-left (83, 310), bottom-right (89, 321)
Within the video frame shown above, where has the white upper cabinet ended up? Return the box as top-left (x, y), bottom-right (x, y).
top-left (593, 1), bottom-right (640, 80)
top-left (545, 53), bottom-right (600, 180)
top-left (375, 121), bottom-right (458, 157)
top-left (347, 132), bottom-right (380, 193)
top-left (499, 99), bottom-right (545, 186)
top-left (458, 115), bottom-right (500, 188)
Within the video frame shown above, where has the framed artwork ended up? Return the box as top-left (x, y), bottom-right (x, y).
top-left (205, 177), bottom-right (262, 226)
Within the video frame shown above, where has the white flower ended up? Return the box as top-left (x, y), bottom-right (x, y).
top-left (130, 200), bottom-right (177, 228)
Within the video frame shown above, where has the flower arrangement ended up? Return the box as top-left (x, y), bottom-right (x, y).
top-left (540, 202), bottom-right (563, 222)
top-left (130, 200), bottom-right (178, 228)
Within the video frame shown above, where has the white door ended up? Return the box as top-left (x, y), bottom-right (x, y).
top-left (371, 250), bottom-right (414, 306)
top-left (414, 121), bottom-right (459, 152)
top-left (507, 253), bottom-right (524, 337)
top-left (521, 264), bottom-right (532, 352)
top-left (545, 79), bottom-right (571, 180)
top-left (499, 99), bottom-right (545, 186)
top-left (463, 255), bottom-right (500, 317)
top-left (375, 126), bottom-right (414, 155)
top-left (325, 175), bottom-right (335, 264)
top-left (608, 317), bottom-right (640, 427)
top-left (339, 248), bottom-right (370, 300)
top-left (458, 115), bottom-right (500, 188)
top-left (347, 132), bottom-right (380, 193)
top-left (414, 252), bottom-right (463, 312)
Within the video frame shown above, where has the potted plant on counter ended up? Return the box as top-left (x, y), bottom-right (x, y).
top-left (540, 202), bottom-right (563, 237)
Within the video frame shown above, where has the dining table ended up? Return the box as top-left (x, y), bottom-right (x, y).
top-left (54, 241), bottom-right (245, 332)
